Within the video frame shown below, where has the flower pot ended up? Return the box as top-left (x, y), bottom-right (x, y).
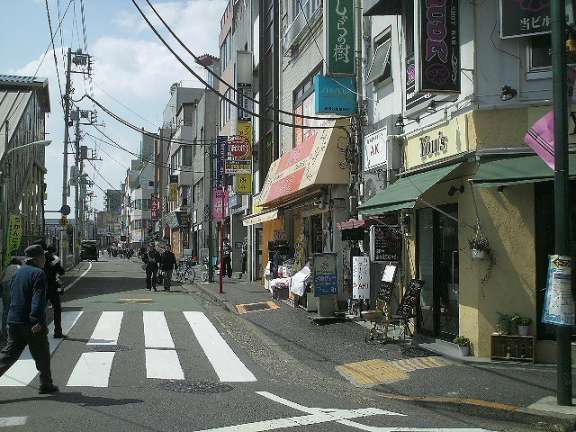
top-left (458, 345), bottom-right (470, 357)
top-left (518, 325), bottom-right (530, 336)
top-left (471, 249), bottom-right (486, 259)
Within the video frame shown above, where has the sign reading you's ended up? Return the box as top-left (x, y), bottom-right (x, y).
top-left (417, 0), bottom-right (460, 94)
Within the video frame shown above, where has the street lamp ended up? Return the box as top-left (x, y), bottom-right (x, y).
top-left (1, 139), bottom-right (52, 268)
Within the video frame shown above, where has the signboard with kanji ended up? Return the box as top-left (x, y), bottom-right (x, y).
top-left (500, 0), bottom-right (551, 39)
top-left (324, 0), bottom-right (355, 76)
top-left (225, 159), bottom-right (252, 174)
top-left (212, 189), bottom-right (229, 222)
top-left (236, 174), bottom-right (252, 194)
top-left (5, 215), bottom-right (23, 265)
top-left (313, 253), bottom-right (338, 296)
top-left (216, 136), bottom-right (227, 188)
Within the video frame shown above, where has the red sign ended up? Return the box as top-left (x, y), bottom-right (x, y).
top-left (151, 196), bottom-right (160, 221)
top-left (266, 168), bottom-right (305, 203)
top-left (212, 189), bottom-right (229, 222)
top-left (228, 136), bottom-right (249, 159)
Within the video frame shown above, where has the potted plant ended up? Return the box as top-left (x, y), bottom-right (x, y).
top-left (517, 316), bottom-right (532, 336)
top-left (496, 313), bottom-right (514, 335)
top-left (453, 336), bottom-right (471, 356)
top-left (469, 237), bottom-right (490, 259)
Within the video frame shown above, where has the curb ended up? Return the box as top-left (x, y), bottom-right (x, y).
top-left (184, 282), bottom-right (236, 313)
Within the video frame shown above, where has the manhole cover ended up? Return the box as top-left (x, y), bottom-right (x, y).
top-left (159, 381), bottom-right (233, 394)
top-left (236, 301), bottom-right (280, 314)
top-left (88, 345), bottom-right (131, 352)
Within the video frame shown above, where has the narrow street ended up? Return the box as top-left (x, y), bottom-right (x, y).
top-left (0, 259), bottom-right (553, 431)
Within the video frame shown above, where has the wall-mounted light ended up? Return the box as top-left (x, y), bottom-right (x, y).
top-left (567, 32), bottom-right (576, 54)
top-left (394, 115), bottom-right (405, 129)
top-left (427, 100), bottom-right (437, 112)
top-left (500, 85), bottom-right (518, 102)
top-left (448, 185), bottom-right (465, 196)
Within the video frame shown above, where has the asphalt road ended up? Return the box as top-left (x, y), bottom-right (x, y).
top-left (0, 259), bottom-right (555, 431)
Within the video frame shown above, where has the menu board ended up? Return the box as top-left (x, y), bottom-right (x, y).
top-left (352, 256), bottom-right (370, 300)
top-left (370, 225), bottom-right (401, 262)
top-left (313, 253), bottom-right (338, 297)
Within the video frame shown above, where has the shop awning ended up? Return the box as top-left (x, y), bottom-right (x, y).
top-left (260, 119), bottom-right (349, 208)
top-left (242, 209), bottom-right (279, 227)
top-left (470, 155), bottom-right (576, 188)
top-left (359, 163), bottom-right (462, 216)
top-left (336, 218), bottom-right (376, 230)
top-left (364, 0), bottom-right (403, 16)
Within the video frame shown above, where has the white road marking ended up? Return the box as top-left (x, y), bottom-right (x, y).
top-left (0, 311), bottom-right (83, 387)
top-left (0, 417), bottom-right (27, 427)
top-left (193, 392), bottom-right (493, 432)
top-left (143, 312), bottom-right (174, 348)
top-left (62, 262), bottom-right (93, 293)
top-left (87, 311), bottom-right (123, 346)
top-left (183, 311), bottom-right (256, 383)
top-left (145, 349), bottom-right (184, 380)
top-left (66, 352), bottom-right (115, 387)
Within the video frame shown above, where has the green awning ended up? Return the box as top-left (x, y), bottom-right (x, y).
top-left (359, 163), bottom-right (462, 215)
top-left (470, 155), bottom-right (576, 188)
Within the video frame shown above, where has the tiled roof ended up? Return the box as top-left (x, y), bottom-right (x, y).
top-left (0, 75), bottom-right (44, 86)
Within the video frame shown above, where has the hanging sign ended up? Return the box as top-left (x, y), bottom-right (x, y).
top-left (212, 189), bottom-right (229, 222)
top-left (225, 159), bottom-right (252, 174)
top-left (416, 0), bottom-right (460, 94)
top-left (352, 255), bottom-right (370, 299)
top-left (228, 137), bottom-right (250, 159)
top-left (313, 253), bottom-right (338, 296)
top-left (236, 121), bottom-right (253, 157)
top-left (499, 0), bottom-right (551, 39)
top-left (542, 255), bottom-right (574, 326)
top-left (237, 83), bottom-right (253, 121)
top-left (314, 75), bottom-right (357, 115)
top-left (4, 214), bottom-right (23, 265)
top-left (370, 225), bottom-right (401, 262)
top-left (324, 0), bottom-right (355, 76)
top-left (216, 136), bottom-right (227, 188)
top-left (236, 174), bottom-right (252, 194)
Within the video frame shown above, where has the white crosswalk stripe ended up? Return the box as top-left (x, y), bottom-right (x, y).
top-left (67, 352), bottom-right (115, 387)
top-left (184, 311), bottom-right (257, 383)
top-left (145, 349), bottom-right (184, 380)
top-left (0, 311), bottom-right (83, 387)
top-left (88, 311), bottom-right (123, 346)
top-left (143, 311), bottom-right (174, 349)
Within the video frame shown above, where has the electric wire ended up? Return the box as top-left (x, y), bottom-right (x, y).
top-left (143, 0), bottom-right (348, 122)
top-left (44, 0), bottom-right (65, 111)
top-left (87, 158), bottom-right (117, 190)
top-left (130, 0), bottom-right (340, 131)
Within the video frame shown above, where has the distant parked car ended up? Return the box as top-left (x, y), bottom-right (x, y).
top-left (80, 240), bottom-right (98, 261)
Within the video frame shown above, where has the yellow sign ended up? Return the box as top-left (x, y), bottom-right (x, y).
top-left (5, 215), bottom-right (23, 265)
top-left (252, 193), bottom-right (263, 215)
top-left (169, 183), bottom-right (178, 202)
top-left (236, 121), bottom-right (253, 157)
top-left (405, 115), bottom-right (468, 170)
top-left (236, 174), bottom-right (252, 194)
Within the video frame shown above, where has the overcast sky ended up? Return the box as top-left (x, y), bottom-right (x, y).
top-left (0, 0), bottom-right (226, 216)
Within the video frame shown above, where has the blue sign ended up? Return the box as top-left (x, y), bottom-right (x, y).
top-left (542, 255), bottom-right (574, 326)
top-left (216, 136), bottom-right (227, 188)
top-left (313, 253), bottom-right (338, 297)
top-left (314, 75), bottom-right (357, 115)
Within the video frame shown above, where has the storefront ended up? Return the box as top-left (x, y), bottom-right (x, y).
top-left (166, 211), bottom-right (190, 259)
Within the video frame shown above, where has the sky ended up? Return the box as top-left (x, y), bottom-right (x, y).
top-left (0, 0), bottom-right (226, 217)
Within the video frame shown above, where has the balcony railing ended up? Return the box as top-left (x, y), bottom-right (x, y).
top-left (283, 0), bottom-right (323, 53)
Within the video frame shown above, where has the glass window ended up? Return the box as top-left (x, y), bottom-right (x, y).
top-left (367, 32), bottom-right (392, 84)
top-left (182, 147), bottom-right (193, 166)
top-left (529, 34), bottom-right (576, 70)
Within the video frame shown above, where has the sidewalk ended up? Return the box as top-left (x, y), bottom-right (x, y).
top-left (190, 277), bottom-right (576, 431)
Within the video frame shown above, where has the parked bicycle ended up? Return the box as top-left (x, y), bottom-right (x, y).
top-left (175, 259), bottom-right (195, 283)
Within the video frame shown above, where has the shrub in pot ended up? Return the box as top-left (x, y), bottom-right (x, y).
top-left (517, 317), bottom-right (532, 336)
top-left (453, 336), bottom-right (471, 357)
top-left (497, 313), bottom-right (514, 335)
top-left (469, 237), bottom-right (490, 259)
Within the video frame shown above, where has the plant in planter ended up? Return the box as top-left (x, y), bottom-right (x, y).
top-left (496, 313), bottom-right (514, 335)
top-left (516, 317), bottom-right (532, 336)
top-left (453, 336), bottom-right (471, 356)
top-left (469, 237), bottom-right (490, 259)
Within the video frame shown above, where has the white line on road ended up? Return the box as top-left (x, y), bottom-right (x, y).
top-left (143, 312), bottom-right (174, 348)
top-left (67, 352), bottom-right (115, 387)
top-left (183, 311), bottom-right (256, 383)
top-left (63, 262), bottom-right (93, 293)
top-left (145, 349), bottom-right (184, 380)
top-left (0, 311), bottom-right (83, 387)
top-left (87, 311), bottom-right (123, 346)
top-left (0, 417), bottom-right (27, 427)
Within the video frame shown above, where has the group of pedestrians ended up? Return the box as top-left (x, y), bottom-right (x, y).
top-left (0, 241), bottom-right (66, 394)
top-left (139, 244), bottom-right (177, 292)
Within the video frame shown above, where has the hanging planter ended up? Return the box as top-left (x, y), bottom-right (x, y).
top-left (469, 230), bottom-right (490, 260)
top-left (471, 248), bottom-right (487, 260)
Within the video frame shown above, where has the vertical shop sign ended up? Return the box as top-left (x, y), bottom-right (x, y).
top-left (352, 255), bottom-right (370, 299)
top-left (151, 195), bottom-right (159, 221)
top-left (324, 0), bottom-right (355, 76)
top-left (417, 0), bottom-right (460, 93)
top-left (237, 83), bottom-right (253, 121)
top-left (4, 214), bottom-right (23, 266)
top-left (212, 189), bottom-right (229, 222)
top-left (542, 255), bottom-right (574, 326)
top-left (216, 136), bottom-right (227, 188)
top-left (313, 253), bottom-right (338, 296)
top-left (169, 175), bottom-right (178, 203)
top-left (370, 225), bottom-right (401, 262)
top-left (236, 174), bottom-right (253, 194)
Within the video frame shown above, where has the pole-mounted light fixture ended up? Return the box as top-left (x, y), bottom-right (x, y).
top-left (500, 85), bottom-right (518, 102)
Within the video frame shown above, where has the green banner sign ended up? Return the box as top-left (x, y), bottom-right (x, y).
top-left (4, 214), bottom-right (23, 266)
top-left (324, 0), bottom-right (355, 76)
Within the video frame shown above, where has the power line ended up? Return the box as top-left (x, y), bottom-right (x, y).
top-left (93, 81), bottom-right (158, 127)
top-left (88, 138), bottom-right (130, 169)
top-left (143, 0), bottom-right (348, 123)
top-left (44, 0), bottom-right (65, 111)
top-left (87, 159), bottom-right (118, 190)
top-left (130, 0), bottom-right (339, 132)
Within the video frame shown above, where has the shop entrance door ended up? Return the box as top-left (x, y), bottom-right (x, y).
top-left (417, 205), bottom-right (459, 340)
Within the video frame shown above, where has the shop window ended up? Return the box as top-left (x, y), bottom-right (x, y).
top-left (293, 64), bottom-right (322, 148)
top-left (182, 147), bottom-right (193, 166)
top-left (529, 34), bottom-right (576, 71)
top-left (367, 30), bottom-right (392, 85)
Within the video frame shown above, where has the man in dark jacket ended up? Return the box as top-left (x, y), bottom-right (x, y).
top-left (143, 245), bottom-right (161, 291)
top-left (160, 246), bottom-right (177, 291)
top-left (45, 245), bottom-right (65, 338)
top-left (223, 239), bottom-right (232, 278)
top-left (0, 245), bottom-right (58, 394)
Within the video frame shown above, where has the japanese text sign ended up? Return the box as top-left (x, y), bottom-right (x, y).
top-left (500, 0), bottom-right (551, 39)
top-left (314, 75), bottom-right (357, 115)
top-left (352, 255), bottom-right (370, 299)
top-left (216, 136), bottom-right (227, 188)
top-left (313, 253), bottom-right (338, 296)
top-left (212, 189), bottom-right (229, 222)
top-left (417, 0), bottom-right (460, 94)
top-left (5, 214), bottom-right (23, 266)
top-left (542, 255), bottom-right (574, 326)
top-left (324, 0), bottom-right (355, 76)
top-left (225, 159), bottom-right (252, 174)
top-left (235, 174), bottom-right (252, 194)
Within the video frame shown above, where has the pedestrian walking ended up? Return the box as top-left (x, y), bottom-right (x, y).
top-left (0, 245), bottom-right (59, 394)
top-left (241, 240), bottom-right (247, 275)
top-left (143, 245), bottom-right (161, 291)
top-left (223, 238), bottom-right (232, 278)
top-left (160, 246), bottom-right (177, 291)
top-left (1, 258), bottom-right (21, 342)
top-left (45, 245), bottom-right (65, 338)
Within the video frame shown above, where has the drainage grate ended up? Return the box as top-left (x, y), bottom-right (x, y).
top-left (88, 345), bottom-right (131, 352)
top-left (236, 301), bottom-right (280, 314)
top-left (159, 380), bottom-right (234, 394)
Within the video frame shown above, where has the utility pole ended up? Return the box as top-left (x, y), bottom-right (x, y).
top-left (74, 107), bottom-right (81, 260)
top-left (207, 142), bottom-right (214, 283)
top-left (61, 48), bottom-right (72, 210)
top-left (551, 0), bottom-right (573, 407)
